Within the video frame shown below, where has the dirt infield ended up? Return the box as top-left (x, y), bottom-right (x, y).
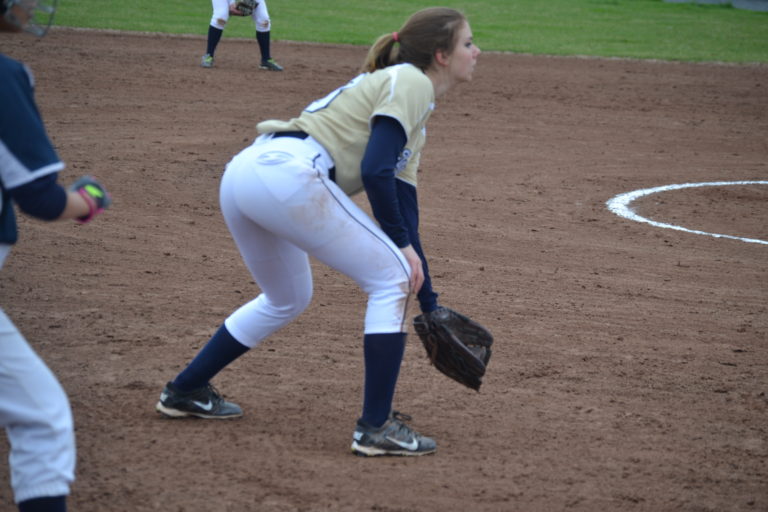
top-left (1, 29), bottom-right (766, 511)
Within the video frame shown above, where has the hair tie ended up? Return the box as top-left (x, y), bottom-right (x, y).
top-left (392, 31), bottom-right (399, 43)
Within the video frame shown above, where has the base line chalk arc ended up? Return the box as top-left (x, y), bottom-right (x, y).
top-left (606, 181), bottom-right (768, 246)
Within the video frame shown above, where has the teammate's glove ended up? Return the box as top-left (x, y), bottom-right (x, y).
top-left (69, 176), bottom-right (111, 224)
top-left (413, 306), bottom-right (493, 391)
top-left (230, 0), bottom-right (258, 16)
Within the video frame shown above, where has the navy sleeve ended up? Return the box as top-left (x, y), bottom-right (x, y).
top-left (361, 116), bottom-right (409, 248)
top-left (397, 179), bottom-right (439, 313)
top-left (1, 55), bottom-right (66, 242)
top-left (9, 173), bottom-right (67, 221)
top-left (0, 55), bottom-right (63, 184)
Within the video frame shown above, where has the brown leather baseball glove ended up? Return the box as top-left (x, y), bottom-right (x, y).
top-left (413, 307), bottom-right (493, 391)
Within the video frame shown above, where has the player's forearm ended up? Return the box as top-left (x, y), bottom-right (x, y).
top-left (10, 174), bottom-right (67, 220)
top-left (411, 238), bottom-right (439, 312)
top-left (11, 174), bottom-right (110, 222)
top-left (57, 190), bottom-right (92, 220)
top-left (363, 173), bottom-right (409, 247)
top-left (395, 179), bottom-right (439, 312)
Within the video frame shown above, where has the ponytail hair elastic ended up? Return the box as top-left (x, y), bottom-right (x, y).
top-left (392, 31), bottom-right (399, 43)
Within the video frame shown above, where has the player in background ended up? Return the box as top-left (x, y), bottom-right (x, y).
top-left (202, 0), bottom-right (283, 70)
top-left (157, 7), bottom-right (479, 456)
top-left (0, 1), bottom-right (111, 510)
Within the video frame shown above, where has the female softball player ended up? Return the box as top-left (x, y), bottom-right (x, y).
top-left (201, 0), bottom-right (283, 70)
top-left (157, 7), bottom-right (480, 456)
top-left (1, 1), bottom-right (111, 510)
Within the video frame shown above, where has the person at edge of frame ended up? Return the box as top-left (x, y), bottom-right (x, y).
top-left (0, 1), bottom-right (112, 511)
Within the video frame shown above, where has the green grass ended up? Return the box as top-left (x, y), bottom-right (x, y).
top-left (54, 0), bottom-right (768, 63)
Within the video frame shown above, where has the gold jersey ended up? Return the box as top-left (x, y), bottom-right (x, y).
top-left (257, 63), bottom-right (435, 196)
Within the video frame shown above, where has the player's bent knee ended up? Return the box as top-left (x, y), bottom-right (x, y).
top-left (364, 283), bottom-right (410, 333)
top-left (285, 297), bottom-right (311, 319)
top-left (266, 293), bottom-right (312, 321)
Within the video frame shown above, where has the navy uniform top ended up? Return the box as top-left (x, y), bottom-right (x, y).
top-left (0, 54), bottom-right (65, 254)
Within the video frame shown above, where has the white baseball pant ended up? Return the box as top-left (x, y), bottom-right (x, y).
top-left (219, 134), bottom-right (412, 348)
top-left (0, 308), bottom-right (75, 504)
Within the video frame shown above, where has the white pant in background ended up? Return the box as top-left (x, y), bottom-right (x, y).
top-left (211, 0), bottom-right (271, 32)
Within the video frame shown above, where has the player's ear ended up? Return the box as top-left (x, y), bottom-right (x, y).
top-left (434, 49), bottom-right (450, 67)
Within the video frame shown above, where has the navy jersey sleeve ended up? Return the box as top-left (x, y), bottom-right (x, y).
top-left (0, 54), bottom-right (65, 243)
top-left (396, 179), bottom-right (439, 313)
top-left (10, 173), bottom-right (67, 221)
top-left (361, 115), bottom-right (409, 248)
top-left (0, 55), bottom-right (64, 186)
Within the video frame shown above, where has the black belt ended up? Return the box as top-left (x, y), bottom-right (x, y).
top-left (272, 131), bottom-right (309, 139)
top-left (271, 131), bottom-right (336, 182)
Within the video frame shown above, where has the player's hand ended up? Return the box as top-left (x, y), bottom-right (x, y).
top-left (400, 244), bottom-right (424, 294)
top-left (68, 176), bottom-right (111, 224)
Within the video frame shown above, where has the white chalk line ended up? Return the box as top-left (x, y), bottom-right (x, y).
top-left (606, 181), bottom-right (768, 246)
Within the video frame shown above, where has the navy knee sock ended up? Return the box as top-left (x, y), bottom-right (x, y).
top-left (256, 30), bottom-right (271, 61)
top-left (18, 496), bottom-right (66, 512)
top-left (361, 332), bottom-right (406, 428)
top-left (206, 26), bottom-right (223, 56)
top-left (173, 324), bottom-right (249, 392)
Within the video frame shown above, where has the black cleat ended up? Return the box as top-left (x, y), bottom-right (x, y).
top-left (155, 381), bottom-right (242, 419)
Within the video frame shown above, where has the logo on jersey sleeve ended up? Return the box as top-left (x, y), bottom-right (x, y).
top-left (394, 148), bottom-right (412, 175)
